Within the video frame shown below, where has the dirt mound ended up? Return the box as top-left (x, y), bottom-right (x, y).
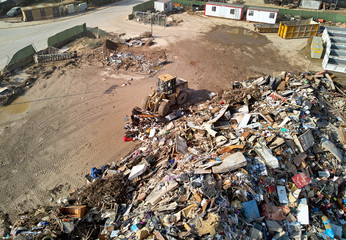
top-left (76, 174), bottom-right (128, 207)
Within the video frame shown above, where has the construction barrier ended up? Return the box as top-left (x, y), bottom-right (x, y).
top-left (4, 24), bottom-right (87, 72)
top-left (133, 0), bottom-right (155, 13)
top-left (5, 45), bottom-right (36, 72)
top-left (134, 11), bottom-right (167, 27)
top-left (311, 36), bottom-right (323, 59)
top-left (87, 26), bottom-right (109, 38)
top-left (172, 0), bottom-right (205, 9)
top-left (277, 8), bottom-right (346, 23)
top-left (47, 23), bottom-right (87, 47)
top-left (278, 19), bottom-right (319, 39)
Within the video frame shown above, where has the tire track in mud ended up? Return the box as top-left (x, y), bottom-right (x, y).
top-left (0, 67), bottom-right (142, 212)
top-left (13, 106), bottom-right (108, 207)
top-left (0, 77), bottom-right (117, 211)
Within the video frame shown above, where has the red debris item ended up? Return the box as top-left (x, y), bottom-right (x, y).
top-left (292, 172), bottom-right (312, 189)
top-left (123, 136), bottom-right (134, 142)
top-left (269, 92), bottom-right (288, 103)
top-left (316, 70), bottom-right (327, 75)
top-left (267, 185), bottom-right (276, 193)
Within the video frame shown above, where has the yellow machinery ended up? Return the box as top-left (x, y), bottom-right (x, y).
top-left (142, 74), bottom-right (188, 116)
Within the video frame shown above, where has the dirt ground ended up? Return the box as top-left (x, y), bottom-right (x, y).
top-left (0, 12), bottom-right (324, 217)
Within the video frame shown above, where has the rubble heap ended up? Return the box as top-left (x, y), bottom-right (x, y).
top-left (103, 37), bottom-right (168, 73)
top-left (3, 70), bottom-right (346, 240)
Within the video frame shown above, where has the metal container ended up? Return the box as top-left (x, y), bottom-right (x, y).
top-left (254, 23), bottom-right (280, 33)
top-left (278, 18), bottom-right (319, 39)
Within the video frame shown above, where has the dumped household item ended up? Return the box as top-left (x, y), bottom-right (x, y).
top-left (128, 164), bottom-right (147, 180)
top-left (278, 18), bottom-right (319, 39)
top-left (59, 205), bottom-right (87, 218)
top-left (141, 73), bottom-right (189, 116)
top-left (311, 36), bottom-right (323, 59)
top-left (211, 151), bottom-right (247, 173)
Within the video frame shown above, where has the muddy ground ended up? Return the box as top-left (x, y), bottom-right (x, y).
top-left (0, 15), bottom-right (324, 217)
top-left (164, 25), bottom-right (296, 91)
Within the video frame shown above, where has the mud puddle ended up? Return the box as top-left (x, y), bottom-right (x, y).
top-left (205, 25), bottom-right (270, 46)
top-left (0, 96), bottom-right (31, 123)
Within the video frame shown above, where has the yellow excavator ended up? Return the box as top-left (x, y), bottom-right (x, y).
top-left (141, 74), bottom-right (189, 116)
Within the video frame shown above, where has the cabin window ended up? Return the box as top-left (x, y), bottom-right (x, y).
top-left (230, 9), bottom-right (235, 14)
top-left (248, 10), bottom-right (254, 16)
top-left (212, 6), bottom-right (216, 11)
top-left (269, 12), bottom-right (275, 18)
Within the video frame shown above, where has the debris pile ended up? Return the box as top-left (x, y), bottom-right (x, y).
top-left (103, 38), bottom-right (167, 73)
top-left (0, 70), bottom-right (36, 106)
top-left (3, 70), bottom-right (346, 239)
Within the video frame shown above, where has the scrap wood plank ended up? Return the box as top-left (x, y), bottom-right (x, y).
top-left (145, 180), bottom-right (179, 205)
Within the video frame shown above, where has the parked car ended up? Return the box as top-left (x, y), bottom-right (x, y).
top-left (6, 6), bottom-right (21, 17)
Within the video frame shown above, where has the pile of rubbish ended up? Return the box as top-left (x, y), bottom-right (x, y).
top-left (2, 70), bottom-right (346, 239)
top-left (107, 51), bottom-right (166, 72)
top-left (103, 37), bottom-right (167, 73)
top-left (0, 70), bottom-right (36, 106)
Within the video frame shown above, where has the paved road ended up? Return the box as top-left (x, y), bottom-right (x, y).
top-left (0, 0), bottom-right (144, 70)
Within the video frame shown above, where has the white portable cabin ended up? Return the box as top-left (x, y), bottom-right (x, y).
top-left (154, 0), bottom-right (173, 13)
top-left (205, 2), bottom-right (243, 20)
top-left (246, 7), bottom-right (278, 24)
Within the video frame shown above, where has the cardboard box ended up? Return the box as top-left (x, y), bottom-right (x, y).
top-left (60, 205), bottom-right (87, 218)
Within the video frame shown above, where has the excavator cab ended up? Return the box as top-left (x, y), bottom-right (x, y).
top-left (157, 74), bottom-right (176, 95)
top-left (142, 73), bottom-right (189, 116)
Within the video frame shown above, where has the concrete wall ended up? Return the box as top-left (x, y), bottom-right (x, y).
top-left (5, 44), bottom-right (36, 72)
top-left (133, 0), bottom-right (155, 13)
top-left (47, 23), bottom-right (86, 48)
top-left (4, 24), bottom-right (87, 72)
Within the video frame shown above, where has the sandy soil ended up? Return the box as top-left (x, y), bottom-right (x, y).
top-left (0, 12), bottom-right (322, 216)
